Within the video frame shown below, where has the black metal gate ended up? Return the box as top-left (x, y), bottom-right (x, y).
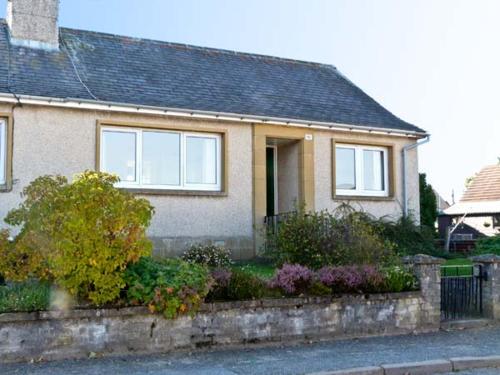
top-left (440, 264), bottom-right (485, 321)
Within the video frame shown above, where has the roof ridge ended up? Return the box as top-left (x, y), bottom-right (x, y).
top-left (59, 25), bottom-right (337, 70)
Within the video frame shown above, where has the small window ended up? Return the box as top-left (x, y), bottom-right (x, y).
top-left (335, 143), bottom-right (389, 197)
top-left (100, 127), bottom-right (221, 191)
top-left (493, 215), bottom-right (500, 228)
top-left (0, 119), bottom-right (6, 185)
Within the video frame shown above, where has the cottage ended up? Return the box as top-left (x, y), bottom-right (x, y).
top-left (0, 0), bottom-right (428, 259)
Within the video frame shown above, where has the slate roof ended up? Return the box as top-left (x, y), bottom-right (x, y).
top-left (0, 20), bottom-right (425, 134)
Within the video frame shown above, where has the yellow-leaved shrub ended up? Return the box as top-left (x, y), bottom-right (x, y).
top-left (0, 171), bottom-right (154, 305)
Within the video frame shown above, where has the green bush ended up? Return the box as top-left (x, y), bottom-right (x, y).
top-left (124, 257), bottom-right (212, 318)
top-left (307, 281), bottom-right (332, 296)
top-left (0, 280), bottom-right (51, 313)
top-left (376, 215), bottom-right (436, 256)
top-left (1, 171), bottom-right (154, 306)
top-left (381, 266), bottom-right (419, 293)
top-left (182, 244), bottom-right (232, 268)
top-left (473, 235), bottom-right (500, 255)
top-left (264, 204), bottom-right (397, 269)
top-left (206, 269), bottom-right (269, 301)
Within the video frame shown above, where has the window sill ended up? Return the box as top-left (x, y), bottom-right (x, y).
top-left (0, 183), bottom-right (12, 193)
top-left (333, 195), bottom-right (394, 202)
top-left (121, 188), bottom-right (227, 197)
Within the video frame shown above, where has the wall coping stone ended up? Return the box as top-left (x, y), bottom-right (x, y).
top-left (0, 291), bottom-right (421, 323)
top-left (470, 254), bottom-right (500, 264)
top-left (403, 254), bottom-right (445, 265)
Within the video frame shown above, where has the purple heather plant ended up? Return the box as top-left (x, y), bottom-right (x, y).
top-left (317, 265), bottom-right (385, 294)
top-left (268, 264), bottom-right (313, 295)
top-left (210, 268), bottom-right (232, 288)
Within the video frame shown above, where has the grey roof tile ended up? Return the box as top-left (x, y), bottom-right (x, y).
top-left (0, 20), bottom-right (424, 133)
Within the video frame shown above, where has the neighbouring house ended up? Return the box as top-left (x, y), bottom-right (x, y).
top-left (0, 0), bottom-right (428, 259)
top-left (438, 164), bottom-right (500, 251)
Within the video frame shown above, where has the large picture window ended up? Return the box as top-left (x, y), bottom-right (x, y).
top-left (0, 119), bottom-right (6, 185)
top-left (335, 143), bottom-right (389, 197)
top-left (100, 127), bottom-right (222, 191)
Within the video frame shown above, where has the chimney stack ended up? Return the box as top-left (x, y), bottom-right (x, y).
top-left (6, 0), bottom-right (60, 50)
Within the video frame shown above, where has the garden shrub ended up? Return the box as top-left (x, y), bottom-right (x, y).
top-left (0, 280), bottom-right (51, 313)
top-left (124, 257), bottom-right (212, 319)
top-left (182, 244), bottom-right (232, 268)
top-left (0, 229), bottom-right (50, 282)
top-left (265, 204), bottom-right (396, 269)
top-left (375, 215), bottom-right (436, 256)
top-left (308, 281), bottom-right (332, 296)
top-left (206, 268), bottom-right (268, 301)
top-left (317, 265), bottom-right (385, 294)
top-left (1, 171), bottom-right (154, 306)
top-left (473, 235), bottom-right (500, 255)
top-left (210, 268), bottom-right (233, 288)
top-left (268, 264), bottom-right (314, 295)
top-left (381, 266), bottom-right (419, 293)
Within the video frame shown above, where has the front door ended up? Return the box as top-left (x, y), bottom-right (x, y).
top-left (266, 146), bottom-right (277, 217)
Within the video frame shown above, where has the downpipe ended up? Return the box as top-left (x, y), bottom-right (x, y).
top-left (402, 136), bottom-right (430, 218)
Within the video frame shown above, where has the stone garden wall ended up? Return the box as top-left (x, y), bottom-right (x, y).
top-left (0, 255), bottom-right (444, 363)
top-left (0, 292), bottom-right (430, 363)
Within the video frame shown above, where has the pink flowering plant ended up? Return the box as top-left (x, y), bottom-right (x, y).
top-left (317, 265), bottom-right (385, 294)
top-left (268, 264), bottom-right (314, 295)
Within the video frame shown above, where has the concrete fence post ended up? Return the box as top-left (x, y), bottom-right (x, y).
top-left (470, 254), bottom-right (500, 320)
top-left (404, 254), bottom-right (445, 330)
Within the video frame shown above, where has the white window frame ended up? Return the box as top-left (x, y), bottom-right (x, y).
top-left (100, 126), bottom-right (222, 191)
top-left (0, 119), bottom-right (6, 185)
top-left (335, 143), bottom-right (389, 197)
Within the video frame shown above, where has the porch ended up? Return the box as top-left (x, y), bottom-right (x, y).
top-left (252, 125), bottom-right (315, 251)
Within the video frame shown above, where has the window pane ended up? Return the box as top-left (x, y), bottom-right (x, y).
top-left (336, 147), bottom-right (356, 189)
top-left (102, 131), bottom-right (136, 182)
top-left (142, 131), bottom-right (180, 185)
top-left (0, 122), bottom-right (5, 183)
top-left (186, 136), bottom-right (217, 185)
top-left (363, 150), bottom-right (384, 191)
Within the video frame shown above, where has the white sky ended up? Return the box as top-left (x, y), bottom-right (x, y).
top-left (1, 0), bottom-right (498, 202)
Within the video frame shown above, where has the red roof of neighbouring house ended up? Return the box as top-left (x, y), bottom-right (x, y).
top-left (461, 165), bottom-right (500, 202)
top-left (444, 164), bottom-right (500, 216)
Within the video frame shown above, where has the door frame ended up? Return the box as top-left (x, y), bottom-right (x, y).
top-left (266, 145), bottom-right (278, 216)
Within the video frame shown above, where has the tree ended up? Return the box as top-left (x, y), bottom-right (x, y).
top-left (419, 173), bottom-right (437, 228)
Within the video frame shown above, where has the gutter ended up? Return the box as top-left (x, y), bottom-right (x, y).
top-left (0, 92), bottom-right (429, 139)
top-left (402, 136), bottom-right (430, 218)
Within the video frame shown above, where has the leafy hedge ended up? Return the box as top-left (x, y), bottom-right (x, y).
top-left (473, 235), bottom-right (500, 255)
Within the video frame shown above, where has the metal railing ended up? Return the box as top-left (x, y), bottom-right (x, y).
top-left (264, 211), bottom-right (299, 235)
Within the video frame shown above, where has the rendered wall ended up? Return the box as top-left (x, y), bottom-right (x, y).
top-left (0, 104), bottom-right (254, 259)
top-left (314, 130), bottom-right (421, 222)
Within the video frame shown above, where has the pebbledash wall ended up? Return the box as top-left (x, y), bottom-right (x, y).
top-left (0, 103), bottom-right (420, 258)
top-left (0, 256), bottom-right (442, 364)
top-left (0, 104), bottom-right (255, 259)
